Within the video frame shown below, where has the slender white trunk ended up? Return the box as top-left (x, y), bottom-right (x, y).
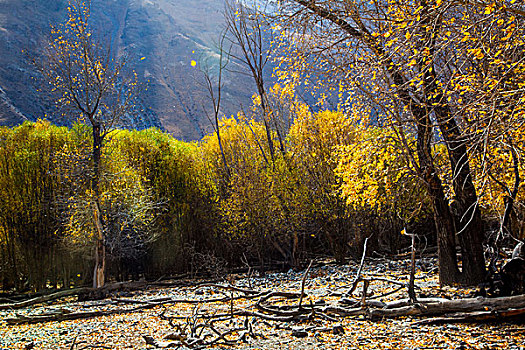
top-left (93, 205), bottom-right (105, 288)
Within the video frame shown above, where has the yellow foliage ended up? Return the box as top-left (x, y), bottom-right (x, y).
top-left (335, 125), bottom-right (427, 220)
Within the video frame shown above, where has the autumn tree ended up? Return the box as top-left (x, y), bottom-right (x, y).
top-left (450, 2), bottom-right (525, 247)
top-left (224, 0), bottom-right (284, 160)
top-left (0, 121), bottom-right (70, 290)
top-left (268, 0), bottom-right (525, 285)
top-left (35, 0), bottom-right (138, 288)
top-left (201, 30), bottom-right (231, 183)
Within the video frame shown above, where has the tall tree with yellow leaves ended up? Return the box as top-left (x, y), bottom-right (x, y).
top-left (35, 0), bottom-right (138, 288)
top-left (273, 0), bottom-right (524, 285)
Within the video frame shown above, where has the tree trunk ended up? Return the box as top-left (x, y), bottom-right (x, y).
top-left (414, 105), bottom-right (460, 285)
top-left (500, 143), bottom-right (520, 238)
top-left (433, 105), bottom-right (486, 285)
top-left (92, 122), bottom-right (105, 289)
top-left (93, 205), bottom-right (105, 288)
top-left (216, 121), bottom-right (230, 182)
top-left (417, 0), bottom-right (485, 285)
top-left (427, 175), bottom-right (462, 285)
top-left (258, 87), bottom-right (276, 162)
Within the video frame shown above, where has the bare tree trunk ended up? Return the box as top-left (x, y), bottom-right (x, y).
top-left (93, 205), bottom-right (105, 288)
top-left (255, 74), bottom-right (275, 162)
top-left (202, 31), bottom-right (231, 182)
top-left (418, 0), bottom-right (485, 284)
top-left (415, 0), bottom-right (484, 285)
top-left (414, 105), bottom-right (460, 285)
top-left (434, 105), bottom-right (486, 285)
top-left (428, 175), bottom-right (462, 285)
top-left (92, 123), bottom-right (105, 289)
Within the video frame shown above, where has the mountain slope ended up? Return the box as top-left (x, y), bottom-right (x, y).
top-left (0, 0), bottom-right (256, 140)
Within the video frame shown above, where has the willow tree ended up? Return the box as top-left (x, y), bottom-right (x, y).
top-left (270, 0), bottom-right (525, 285)
top-left (36, 0), bottom-right (138, 288)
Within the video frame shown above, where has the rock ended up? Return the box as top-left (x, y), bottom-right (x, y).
top-left (455, 341), bottom-right (468, 350)
top-left (291, 327), bottom-right (308, 338)
top-left (332, 324), bottom-right (345, 335)
top-left (501, 257), bottom-right (525, 295)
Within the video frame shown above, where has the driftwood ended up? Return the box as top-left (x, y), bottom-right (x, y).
top-left (0, 287), bottom-right (91, 311)
top-left (408, 230), bottom-right (417, 303)
top-left (367, 294), bottom-right (525, 320)
top-left (5, 255), bottom-right (525, 350)
top-left (318, 295), bottom-right (525, 324)
top-left (5, 261), bottom-right (525, 350)
top-left (144, 324), bottom-right (256, 349)
top-left (345, 237), bottom-right (368, 297)
top-left (414, 308), bottom-right (525, 325)
top-left (136, 265), bottom-right (525, 349)
top-left (143, 292), bottom-right (525, 348)
top-left (8, 265), bottom-right (525, 327)
top-left (5, 301), bottom-right (164, 325)
top-left (0, 281), bottom-right (149, 311)
top-left (298, 260), bottom-right (313, 309)
top-left (0, 278), bottom-right (218, 311)
top-left (145, 301), bottom-right (264, 349)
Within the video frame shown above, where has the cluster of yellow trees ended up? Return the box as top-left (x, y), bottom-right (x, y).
top-left (0, 94), bottom-right (421, 291)
top-left (1, 76), bottom-right (523, 291)
top-left (0, 121), bottom-right (209, 290)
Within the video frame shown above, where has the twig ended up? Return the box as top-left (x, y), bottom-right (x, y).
top-left (195, 284), bottom-right (260, 295)
top-left (298, 260), bottom-right (313, 310)
top-left (361, 280), bottom-right (369, 307)
top-left (346, 237), bottom-right (369, 297)
top-left (407, 229), bottom-right (417, 303)
top-left (69, 336), bottom-right (78, 350)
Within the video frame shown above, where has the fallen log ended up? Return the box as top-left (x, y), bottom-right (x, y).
top-left (326, 295), bottom-right (525, 321)
top-left (368, 294), bottom-right (525, 320)
top-left (5, 301), bottom-right (163, 325)
top-left (414, 307), bottom-right (525, 325)
top-left (6, 275), bottom-right (525, 327)
top-left (0, 288), bottom-right (90, 311)
top-left (0, 281), bottom-right (147, 311)
top-left (382, 297), bottom-right (450, 309)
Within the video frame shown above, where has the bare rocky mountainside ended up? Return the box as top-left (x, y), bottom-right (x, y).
top-left (0, 0), bottom-right (254, 140)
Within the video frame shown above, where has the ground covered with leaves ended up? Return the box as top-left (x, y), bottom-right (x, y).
top-left (1, 259), bottom-right (524, 349)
